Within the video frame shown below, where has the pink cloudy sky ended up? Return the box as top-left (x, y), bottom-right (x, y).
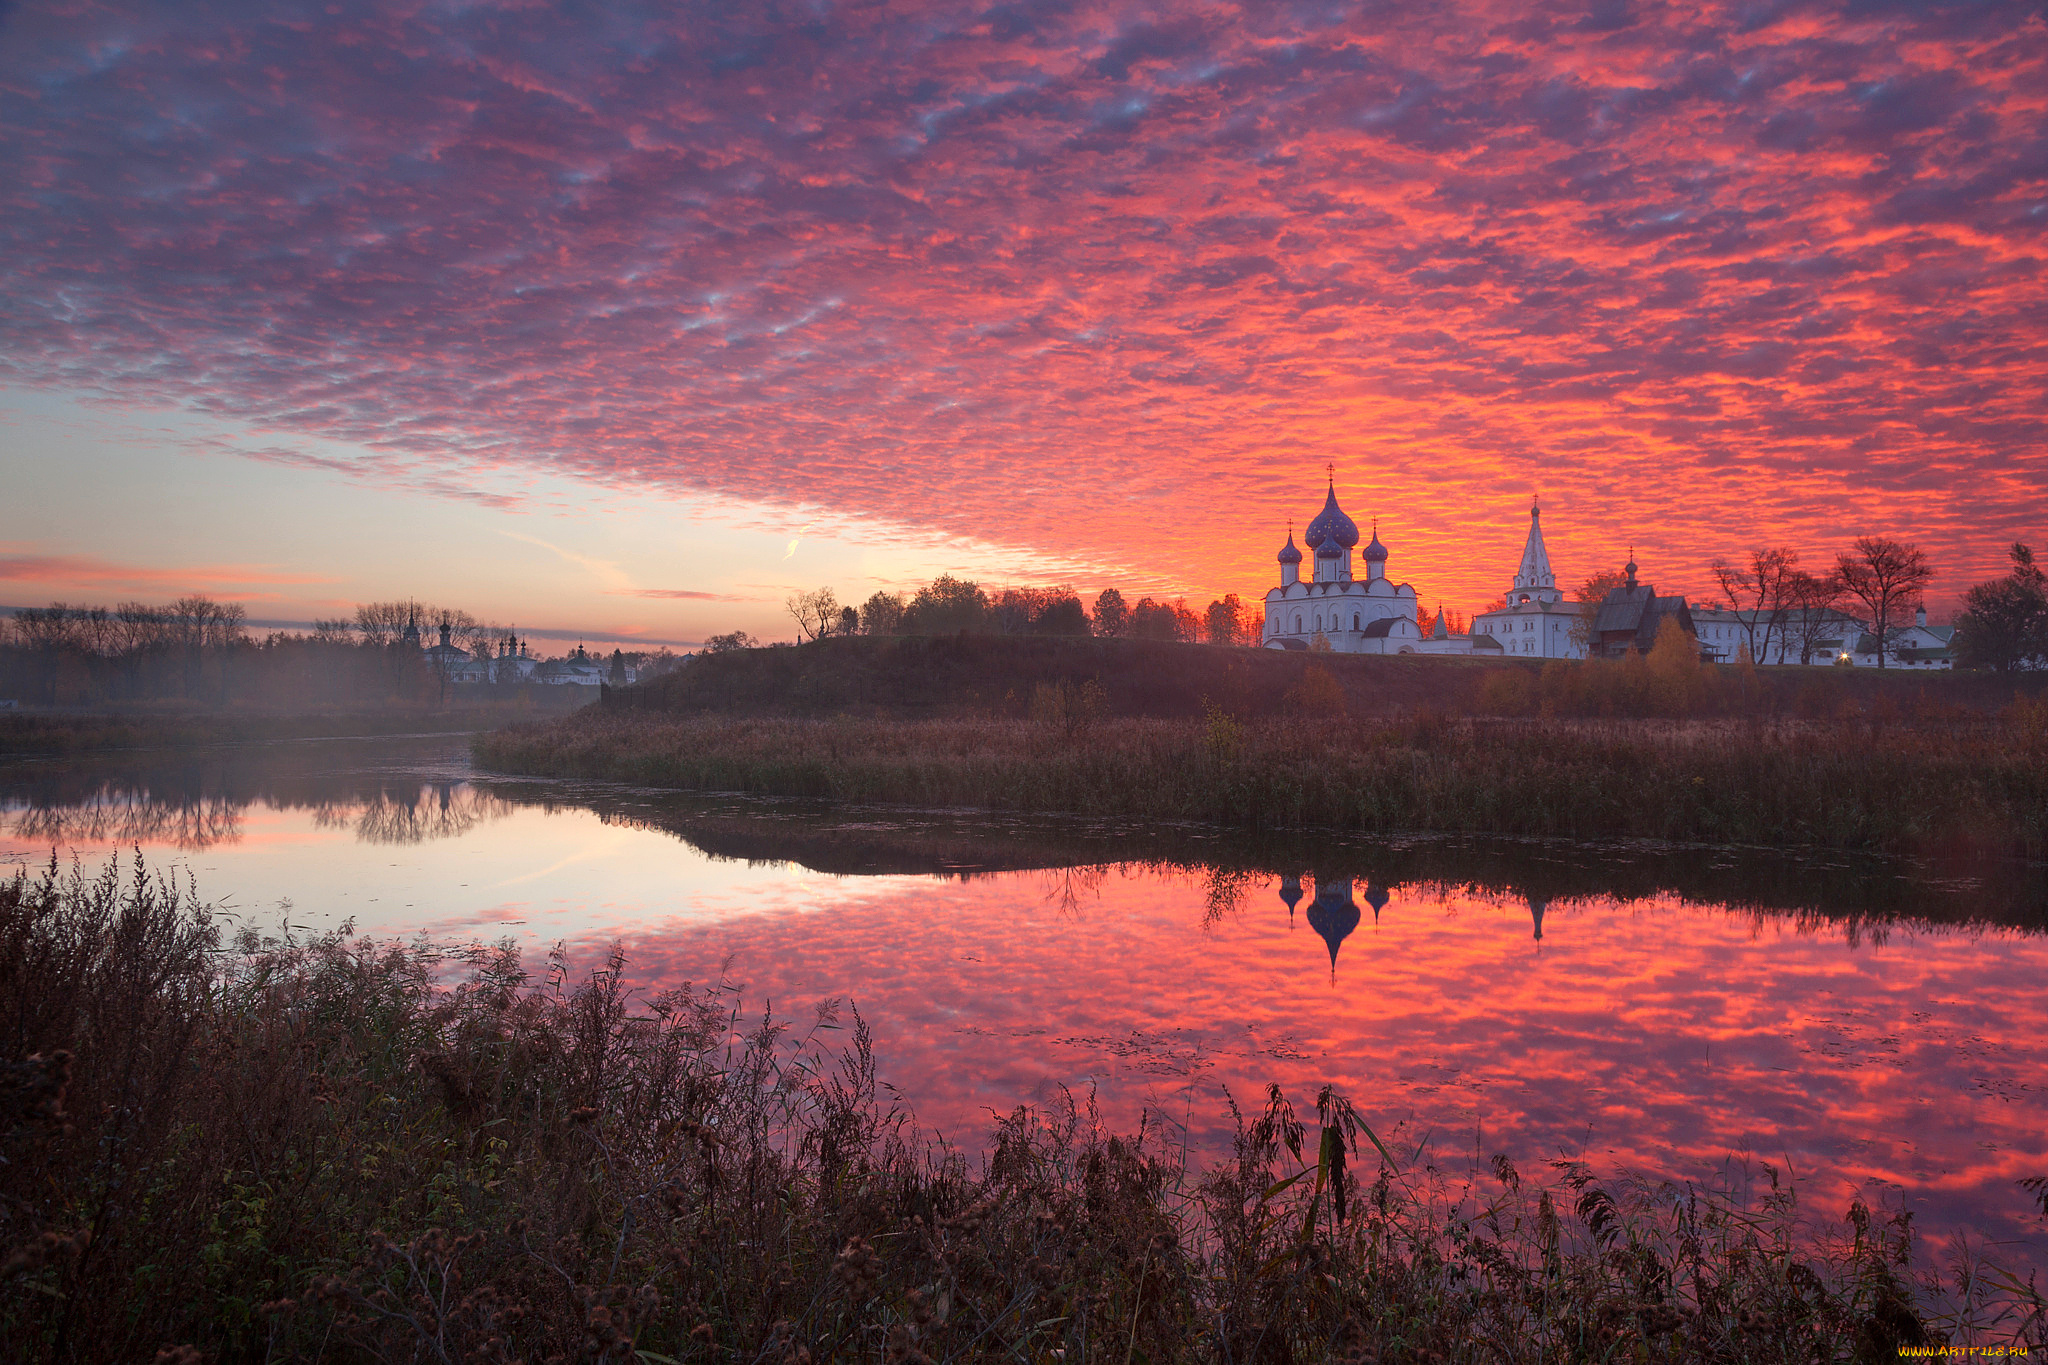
top-left (3, 0), bottom-right (2045, 642)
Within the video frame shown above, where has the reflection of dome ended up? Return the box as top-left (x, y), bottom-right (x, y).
top-left (1363, 882), bottom-right (1390, 922)
top-left (1529, 894), bottom-right (1547, 941)
top-left (1277, 873), bottom-right (1303, 922)
top-left (1306, 876), bottom-right (1361, 977)
top-left (1303, 483), bottom-right (1360, 550)
top-left (1277, 533), bottom-right (1302, 566)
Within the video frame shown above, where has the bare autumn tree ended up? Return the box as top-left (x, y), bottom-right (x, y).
top-left (354, 600), bottom-right (421, 642)
top-left (1711, 548), bottom-right (1798, 664)
top-left (1783, 570), bottom-right (1850, 665)
top-left (785, 587), bottom-right (838, 642)
top-left (1836, 538), bottom-right (1933, 668)
top-left (350, 602), bottom-right (488, 650)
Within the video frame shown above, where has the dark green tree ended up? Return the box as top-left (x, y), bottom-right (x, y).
top-left (1953, 542), bottom-right (2048, 672)
top-left (858, 591), bottom-right (906, 635)
top-left (904, 575), bottom-right (989, 634)
top-left (1092, 588), bottom-right (1129, 638)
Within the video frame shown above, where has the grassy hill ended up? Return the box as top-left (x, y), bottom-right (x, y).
top-left (612, 632), bottom-right (2033, 720)
top-left (619, 633), bottom-right (1506, 718)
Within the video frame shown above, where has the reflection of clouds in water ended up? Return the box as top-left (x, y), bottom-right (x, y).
top-left (6, 792), bottom-right (244, 851)
top-left (549, 867), bottom-right (2048, 1273)
top-left (6, 781), bottom-right (516, 853)
top-left (311, 784), bottom-right (517, 846)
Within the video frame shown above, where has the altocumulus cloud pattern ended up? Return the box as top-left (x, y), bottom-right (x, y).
top-left (3, 0), bottom-right (2044, 594)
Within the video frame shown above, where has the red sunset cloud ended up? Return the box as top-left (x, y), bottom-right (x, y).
top-left (1, 0), bottom-right (2043, 607)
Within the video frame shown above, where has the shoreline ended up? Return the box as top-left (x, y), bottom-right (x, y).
top-left (0, 706), bottom-right (577, 755)
top-left (474, 710), bottom-right (2048, 857)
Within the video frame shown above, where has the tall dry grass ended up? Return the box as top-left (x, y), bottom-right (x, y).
top-left (475, 708), bottom-right (2048, 856)
top-left (5, 858), bottom-right (2043, 1361)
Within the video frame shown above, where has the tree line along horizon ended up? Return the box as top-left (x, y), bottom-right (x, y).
top-left (0, 533), bottom-right (2042, 709)
top-left (739, 534), bottom-right (2046, 673)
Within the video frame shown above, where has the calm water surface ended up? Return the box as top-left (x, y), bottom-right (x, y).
top-left (4, 735), bottom-right (2045, 1270)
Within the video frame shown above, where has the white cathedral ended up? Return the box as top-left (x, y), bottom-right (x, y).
top-left (1262, 479), bottom-right (1422, 653)
top-left (1263, 481), bottom-right (1587, 659)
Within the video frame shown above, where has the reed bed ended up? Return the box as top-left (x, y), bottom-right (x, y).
top-left (0, 709), bottom-right (542, 756)
top-left (474, 710), bottom-right (2048, 856)
top-left (4, 857), bottom-right (2042, 1362)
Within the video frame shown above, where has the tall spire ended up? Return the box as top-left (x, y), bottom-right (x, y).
top-left (1513, 496), bottom-right (1555, 592)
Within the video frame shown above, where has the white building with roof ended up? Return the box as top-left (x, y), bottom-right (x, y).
top-left (1262, 479), bottom-right (1420, 653)
top-left (1468, 499), bottom-right (1584, 659)
top-left (1686, 605), bottom-right (1951, 667)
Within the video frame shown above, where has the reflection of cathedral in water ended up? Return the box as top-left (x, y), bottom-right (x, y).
top-left (1281, 872), bottom-right (1546, 976)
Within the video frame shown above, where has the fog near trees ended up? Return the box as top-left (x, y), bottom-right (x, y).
top-left (0, 597), bottom-right (679, 708)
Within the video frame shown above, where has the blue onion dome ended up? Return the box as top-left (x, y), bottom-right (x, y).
top-left (1315, 535), bottom-right (1343, 559)
top-left (1362, 525), bottom-right (1388, 563)
top-left (1277, 532), bottom-right (1302, 565)
top-left (1304, 482), bottom-right (1360, 550)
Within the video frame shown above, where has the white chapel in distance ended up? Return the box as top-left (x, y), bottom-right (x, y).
top-left (1468, 497), bottom-right (1585, 659)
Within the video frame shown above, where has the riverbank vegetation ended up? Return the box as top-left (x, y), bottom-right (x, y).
top-left (610, 631), bottom-right (2042, 723)
top-left (493, 634), bottom-right (2048, 854)
top-left (0, 708), bottom-right (581, 757)
top-left (478, 702), bottom-right (2048, 857)
top-left (5, 859), bottom-right (2040, 1362)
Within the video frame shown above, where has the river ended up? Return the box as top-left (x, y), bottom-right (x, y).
top-left (3, 733), bottom-right (2044, 1274)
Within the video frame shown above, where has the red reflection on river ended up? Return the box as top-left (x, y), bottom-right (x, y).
top-left (6, 757), bottom-right (2043, 1271)
top-left (551, 865), bottom-right (2048, 1264)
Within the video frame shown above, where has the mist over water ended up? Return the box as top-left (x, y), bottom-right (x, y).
top-left (3, 735), bottom-right (2044, 1272)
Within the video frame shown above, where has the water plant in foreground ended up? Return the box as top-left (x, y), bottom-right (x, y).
top-left (2, 858), bottom-right (2043, 1362)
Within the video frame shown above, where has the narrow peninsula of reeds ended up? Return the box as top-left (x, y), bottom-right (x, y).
top-left (5, 858), bottom-right (2044, 1362)
top-left (475, 705), bottom-right (2048, 857)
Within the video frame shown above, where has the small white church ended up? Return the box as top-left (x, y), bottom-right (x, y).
top-left (1262, 479), bottom-right (1421, 653)
top-left (1467, 498), bottom-right (1583, 659)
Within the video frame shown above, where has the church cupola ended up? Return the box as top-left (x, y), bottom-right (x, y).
top-left (1277, 529), bottom-right (1302, 587)
top-left (1304, 479), bottom-right (1360, 552)
top-left (1361, 522), bottom-right (1388, 582)
top-left (1314, 534), bottom-right (1344, 583)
